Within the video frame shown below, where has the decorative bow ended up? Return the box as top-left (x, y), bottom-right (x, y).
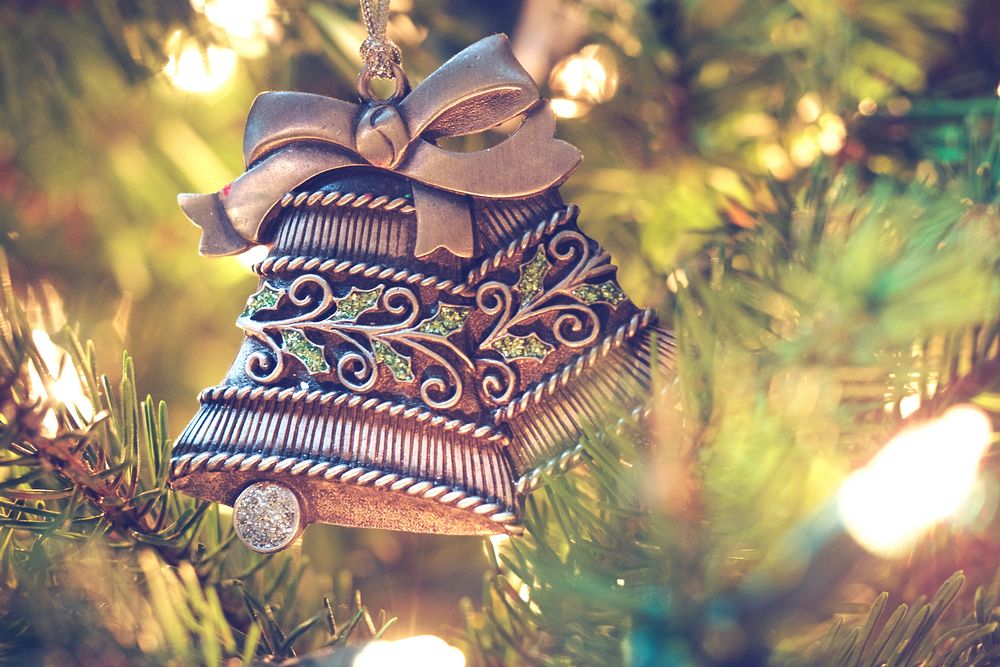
top-left (178, 34), bottom-right (582, 259)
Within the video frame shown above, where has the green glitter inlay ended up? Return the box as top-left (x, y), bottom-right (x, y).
top-left (330, 285), bottom-right (383, 322)
top-left (491, 333), bottom-right (553, 361)
top-left (242, 283), bottom-right (282, 317)
top-left (373, 340), bottom-right (414, 382)
top-left (516, 246), bottom-right (549, 304)
top-left (415, 304), bottom-right (471, 337)
top-left (281, 329), bottom-right (330, 374)
top-left (571, 280), bottom-right (626, 306)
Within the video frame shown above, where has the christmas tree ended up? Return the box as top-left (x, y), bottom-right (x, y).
top-left (1, 0), bottom-right (999, 665)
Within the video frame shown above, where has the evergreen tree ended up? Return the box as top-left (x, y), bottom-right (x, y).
top-left (1, 0), bottom-right (998, 664)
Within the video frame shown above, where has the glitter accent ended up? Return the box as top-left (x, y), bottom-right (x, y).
top-left (416, 304), bottom-right (471, 337)
top-left (491, 333), bottom-right (552, 361)
top-left (242, 283), bottom-right (282, 317)
top-left (373, 340), bottom-right (414, 382)
top-left (281, 329), bottom-right (330, 374)
top-left (330, 285), bottom-right (383, 321)
top-left (232, 482), bottom-right (302, 553)
top-left (515, 246), bottom-right (549, 304)
top-left (571, 280), bottom-right (626, 306)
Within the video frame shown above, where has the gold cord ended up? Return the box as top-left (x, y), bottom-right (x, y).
top-left (359, 0), bottom-right (402, 80)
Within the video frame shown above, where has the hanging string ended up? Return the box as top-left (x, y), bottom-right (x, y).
top-left (359, 0), bottom-right (402, 81)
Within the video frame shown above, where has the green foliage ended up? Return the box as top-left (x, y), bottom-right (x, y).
top-left (0, 256), bottom-right (392, 665)
top-left (465, 126), bottom-right (1000, 664)
top-left (779, 570), bottom-right (1000, 666)
top-left (2, 0), bottom-right (1000, 665)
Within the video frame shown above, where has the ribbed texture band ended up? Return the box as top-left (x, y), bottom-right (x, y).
top-left (503, 326), bottom-right (676, 475)
top-left (174, 391), bottom-right (516, 507)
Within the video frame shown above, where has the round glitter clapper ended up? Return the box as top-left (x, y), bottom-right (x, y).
top-left (232, 481), bottom-right (304, 553)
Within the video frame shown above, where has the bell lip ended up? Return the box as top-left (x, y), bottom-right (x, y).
top-left (168, 451), bottom-right (520, 537)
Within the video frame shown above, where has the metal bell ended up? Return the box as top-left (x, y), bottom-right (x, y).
top-left (167, 36), bottom-right (675, 552)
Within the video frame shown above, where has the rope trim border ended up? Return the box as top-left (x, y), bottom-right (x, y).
top-left (465, 204), bottom-right (579, 285)
top-left (197, 384), bottom-right (509, 443)
top-left (253, 255), bottom-right (470, 296)
top-left (280, 190), bottom-right (416, 214)
top-left (169, 452), bottom-right (520, 530)
top-left (495, 308), bottom-right (656, 423)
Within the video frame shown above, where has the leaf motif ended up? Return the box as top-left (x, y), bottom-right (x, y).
top-left (329, 285), bottom-right (384, 322)
top-left (491, 333), bottom-right (553, 361)
top-left (281, 329), bottom-right (330, 374)
top-left (415, 304), bottom-right (471, 337)
top-left (242, 283), bottom-right (283, 318)
top-left (571, 280), bottom-right (626, 306)
top-left (373, 340), bottom-right (414, 382)
top-left (516, 246), bottom-right (549, 304)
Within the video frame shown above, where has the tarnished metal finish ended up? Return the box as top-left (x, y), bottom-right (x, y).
top-left (177, 34), bottom-right (581, 259)
top-left (170, 34), bottom-right (676, 548)
top-left (223, 198), bottom-right (646, 423)
top-left (278, 190), bottom-right (416, 214)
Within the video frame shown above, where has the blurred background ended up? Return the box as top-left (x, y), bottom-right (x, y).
top-left (2, 0), bottom-right (999, 645)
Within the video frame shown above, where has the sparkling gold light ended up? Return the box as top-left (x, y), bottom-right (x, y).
top-left (550, 98), bottom-right (590, 119)
top-left (816, 113), bottom-right (846, 155)
top-left (796, 93), bottom-right (822, 123)
top-left (488, 533), bottom-right (510, 559)
top-left (898, 394), bottom-right (922, 419)
top-left (29, 329), bottom-right (95, 436)
top-left (353, 635), bottom-right (465, 667)
top-left (760, 144), bottom-right (794, 180)
top-left (234, 244), bottom-right (270, 270)
top-left (549, 44), bottom-right (619, 118)
top-left (858, 98), bottom-right (878, 116)
top-left (163, 39), bottom-right (238, 94)
top-left (838, 405), bottom-right (993, 556)
top-left (194, 0), bottom-right (275, 40)
top-left (790, 133), bottom-right (821, 167)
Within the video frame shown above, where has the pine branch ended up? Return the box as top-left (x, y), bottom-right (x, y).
top-left (0, 259), bottom-right (393, 664)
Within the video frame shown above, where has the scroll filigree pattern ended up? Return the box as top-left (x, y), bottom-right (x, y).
top-left (474, 229), bottom-right (618, 405)
top-left (237, 276), bottom-right (473, 410)
top-left (235, 229), bottom-right (625, 411)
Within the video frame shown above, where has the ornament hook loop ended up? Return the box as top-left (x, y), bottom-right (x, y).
top-left (357, 61), bottom-right (410, 103)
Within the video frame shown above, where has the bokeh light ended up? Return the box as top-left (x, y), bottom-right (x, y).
top-left (353, 635), bottom-right (465, 667)
top-left (163, 38), bottom-right (238, 94)
top-left (816, 113), bottom-right (846, 155)
top-left (29, 329), bottom-right (95, 436)
top-left (549, 44), bottom-right (619, 118)
top-left (838, 405), bottom-right (994, 556)
top-left (796, 93), bottom-right (822, 123)
top-left (858, 97), bottom-right (878, 116)
top-left (234, 244), bottom-right (270, 270)
top-left (193, 0), bottom-right (276, 40)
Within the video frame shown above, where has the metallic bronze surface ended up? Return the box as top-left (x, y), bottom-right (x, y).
top-left (178, 34), bottom-right (581, 259)
top-left (170, 35), bottom-right (675, 549)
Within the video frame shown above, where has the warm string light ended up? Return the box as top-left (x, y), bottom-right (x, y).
top-left (193, 0), bottom-right (277, 41)
top-left (353, 635), bottom-right (465, 667)
top-left (28, 329), bottom-right (95, 436)
top-left (754, 93), bottom-right (850, 177)
top-left (234, 245), bottom-right (270, 270)
top-left (549, 44), bottom-right (619, 119)
top-left (162, 37), bottom-right (238, 94)
top-left (163, 0), bottom-right (281, 93)
top-left (838, 405), bottom-right (993, 556)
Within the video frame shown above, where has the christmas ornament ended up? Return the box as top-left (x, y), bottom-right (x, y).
top-left (168, 5), bottom-right (674, 552)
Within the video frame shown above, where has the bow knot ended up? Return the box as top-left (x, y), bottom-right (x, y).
top-left (355, 103), bottom-right (409, 169)
top-left (178, 34), bottom-right (582, 259)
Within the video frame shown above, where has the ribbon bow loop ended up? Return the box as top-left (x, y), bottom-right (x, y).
top-left (180, 33), bottom-right (582, 258)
